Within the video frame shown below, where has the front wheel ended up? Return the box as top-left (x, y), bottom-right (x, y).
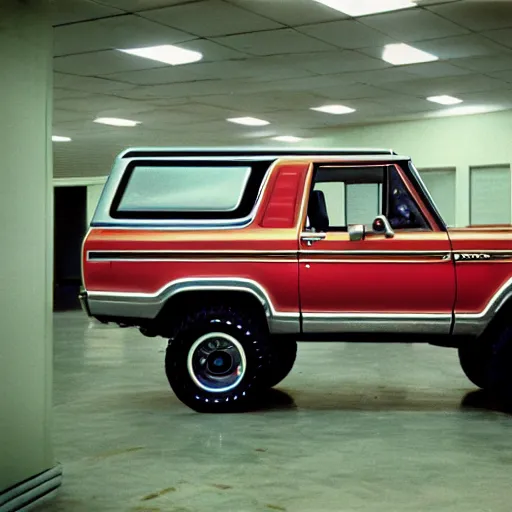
top-left (458, 338), bottom-right (492, 389)
top-left (266, 339), bottom-right (297, 389)
top-left (165, 306), bottom-right (272, 412)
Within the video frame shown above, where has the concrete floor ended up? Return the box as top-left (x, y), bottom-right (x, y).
top-left (41, 311), bottom-right (512, 512)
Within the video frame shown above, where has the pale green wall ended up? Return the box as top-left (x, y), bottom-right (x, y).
top-left (87, 183), bottom-right (106, 225)
top-left (310, 110), bottom-right (512, 227)
top-left (0, 0), bottom-right (54, 493)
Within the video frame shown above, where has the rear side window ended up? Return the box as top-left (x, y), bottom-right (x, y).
top-left (111, 160), bottom-right (271, 220)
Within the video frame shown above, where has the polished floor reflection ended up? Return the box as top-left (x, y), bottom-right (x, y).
top-left (42, 312), bottom-right (512, 512)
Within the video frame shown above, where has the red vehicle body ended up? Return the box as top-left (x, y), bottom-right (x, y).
top-left (80, 148), bottom-right (512, 412)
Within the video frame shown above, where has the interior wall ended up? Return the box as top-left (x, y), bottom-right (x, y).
top-left (311, 110), bottom-right (512, 227)
top-left (87, 183), bottom-right (105, 225)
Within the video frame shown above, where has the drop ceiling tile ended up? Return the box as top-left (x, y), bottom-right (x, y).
top-left (55, 93), bottom-right (156, 115)
top-left (139, 0), bottom-right (283, 37)
top-left (397, 61), bottom-right (472, 78)
top-left (212, 28), bottom-right (337, 55)
top-left (168, 38), bottom-right (249, 61)
top-left (412, 34), bottom-right (507, 59)
top-left (450, 53), bottom-right (512, 73)
top-left (94, 0), bottom-right (196, 10)
top-left (259, 73), bottom-right (360, 93)
top-left (51, 0), bottom-right (123, 25)
top-left (428, 1), bottom-right (512, 31)
top-left (378, 74), bottom-right (506, 96)
top-left (294, 50), bottom-right (389, 75)
top-left (54, 50), bottom-right (169, 75)
top-left (360, 9), bottom-right (468, 42)
top-left (456, 88), bottom-right (512, 105)
top-left (297, 20), bottom-right (395, 50)
top-left (481, 28), bottom-right (512, 50)
top-left (340, 67), bottom-right (419, 84)
top-left (98, 66), bottom-right (201, 85)
top-left (226, 0), bottom-right (349, 25)
top-left (53, 109), bottom-right (90, 123)
top-left (114, 79), bottom-right (242, 100)
top-left (54, 72), bottom-right (136, 93)
top-left (488, 70), bottom-right (512, 83)
top-left (314, 83), bottom-right (400, 100)
top-left (54, 14), bottom-right (195, 56)
top-left (189, 58), bottom-right (312, 80)
top-left (197, 91), bottom-right (323, 112)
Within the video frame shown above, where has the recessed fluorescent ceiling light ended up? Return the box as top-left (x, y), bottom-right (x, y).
top-left (227, 117), bottom-right (270, 126)
top-left (312, 0), bottom-right (416, 17)
top-left (119, 44), bottom-right (202, 66)
top-left (94, 117), bottom-right (140, 127)
top-left (272, 136), bottom-right (303, 142)
top-left (382, 43), bottom-right (438, 65)
top-left (311, 104), bottom-right (355, 115)
top-left (427, 95), bottom-right (463, 106)
top-left (52, 135), bottom-right (72, 142)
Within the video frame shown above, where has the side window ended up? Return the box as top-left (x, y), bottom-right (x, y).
top-left (307, 165), bottom-right (429, 232)
top-left (387, 167), bottom-right (429, 230)
top-left (110, 160), bottom-right (271, 220)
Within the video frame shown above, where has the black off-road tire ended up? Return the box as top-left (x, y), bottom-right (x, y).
top-left (458, 338), bottom-right (492, 389)
top-left (165, 305), bottom-right (272, 413)
top-left (487, 324), bottom-right (512, 402)
top-left (266, 339), bottom-right (297, 389)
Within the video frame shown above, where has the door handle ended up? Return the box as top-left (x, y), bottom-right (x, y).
top-left (300, 233), bottom-right (326, 246)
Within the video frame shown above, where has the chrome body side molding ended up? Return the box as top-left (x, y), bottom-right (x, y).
top-left (302, 313), bottom-right (453, 334)
top-left (87, 277), bottom-right (301, 334)
top-left (453, 277), bottom-right (512, 336)
top-left (87, 277), bottom-right (512, 337)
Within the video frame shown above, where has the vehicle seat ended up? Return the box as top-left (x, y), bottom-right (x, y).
top-left (308, 190), bottom-right (329, 232)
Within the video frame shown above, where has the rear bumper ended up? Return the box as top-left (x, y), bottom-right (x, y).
top-left (78, 289), bottom-right (92, 317)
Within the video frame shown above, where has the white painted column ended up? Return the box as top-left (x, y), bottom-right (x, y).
top-left (0, 0), bottom-right (60, 504)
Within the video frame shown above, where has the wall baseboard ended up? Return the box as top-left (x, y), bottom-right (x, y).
top-left (0, 465), bottom-right (63, 512)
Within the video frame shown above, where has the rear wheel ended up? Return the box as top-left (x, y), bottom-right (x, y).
top-left (165, 306), bottom-right (272, 413)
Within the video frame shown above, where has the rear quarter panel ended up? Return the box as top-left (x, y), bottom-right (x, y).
top-left (82, 161), bottom-right (311, 315)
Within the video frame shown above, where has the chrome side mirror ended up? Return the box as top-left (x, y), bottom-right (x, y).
top-left (348, 224), bottom-right (365, 241)
top-left (372, 215), bottom-right (395, 238)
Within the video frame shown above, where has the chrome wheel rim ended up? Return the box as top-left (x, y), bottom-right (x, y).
top-left (187, 332), bottom-right (246, 393)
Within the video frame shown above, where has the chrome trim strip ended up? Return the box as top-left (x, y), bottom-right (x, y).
top-left (454, 277), bottom-right (512, 336)
top-left (90, 258), bottom-right (298, 263)
top-left (118, 146), bottom-right (398, 158)
top-left (300, 259), bottom-right (449, 264)
top-left (302, 312), bottom-right (452, 334)
top-left (300, 249), bottom-right (451, 256)
top-left (87, 277), bottom-right (301, 334)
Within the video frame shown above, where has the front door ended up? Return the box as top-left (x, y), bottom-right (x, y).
top-left (298, 162), bottom-right (456, 335)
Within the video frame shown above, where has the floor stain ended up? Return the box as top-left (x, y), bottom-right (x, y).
top-left (255, 448), bottom-right (267, 452)
top-left (211, 483), bottom-right (233, 490)
top-left (93, 446), bottom-right (144, 460)
top-left (131, 507), bottom-right (160, 512)
top-left (141, 487), bottom-right (177, 501)
top-left (266, 505), bottom-right (286, 511)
